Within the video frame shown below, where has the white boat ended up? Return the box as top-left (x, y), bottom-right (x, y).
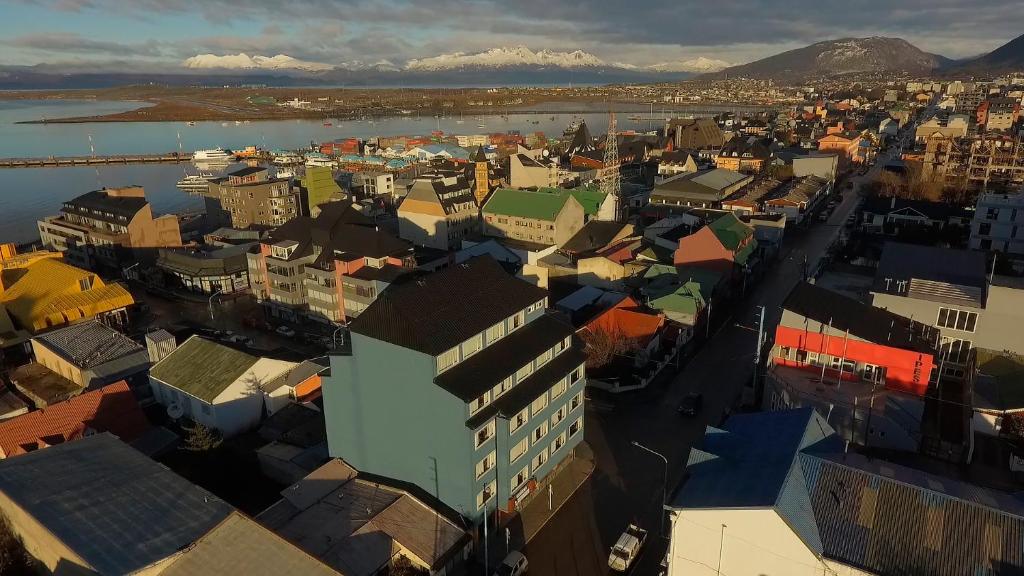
top-left (272, 151), bottom-right (304, 165)
top-left (192, 148), bottom-right (232, 162)
top-left (275, 168), bottom-right (295, 179)
top-left (176, 172), bottom-right (216, 194)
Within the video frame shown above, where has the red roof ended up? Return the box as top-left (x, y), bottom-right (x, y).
top-left (0, 381), bottom-right (149, 458)
top-left (586, 306), bottom-right (665, 343)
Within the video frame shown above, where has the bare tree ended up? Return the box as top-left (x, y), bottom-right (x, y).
top-left (581, 325), bottom-right (641, 370)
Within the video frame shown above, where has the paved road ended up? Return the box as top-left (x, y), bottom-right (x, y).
top-left (523, 151), bottom-right (896, 575)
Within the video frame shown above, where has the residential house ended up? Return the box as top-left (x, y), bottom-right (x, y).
top-left (0, 380), bottom-right (148, 459)
top-left (322, 257), bottom-right (587, 524)
top-left (761, 176), bottom-right (831, 226)
top-left (0, 433), bottom-right (233, 575)
top-left (667, 407), bottom-right (1024, 576)
top-left (915, 114), bottom-right (970, 142)
top-left (258, 459), bottom-right (473, 576)
top-left (248, 201), bottom-right (414, 324)
top-left (650, 169), bottom-right (753, 209)
top-left (664, 118), bottom-right (725, 150)
top-left (397, 172), bottom-right (479, 250)
top-left (657, 151), bottom-right (699, 176)
top-left (157, 242), bottom-right (254, 295)
top-left (30, 320), bottom-right (150, 390)
top-left (149, 336), bottom-right (297, 437)
top-left (714, 136), bottom-right (771, 174)
top-left (774, 149), bottom-right (839, 181)
top-left (970, 188), bottom-right (1024, 254)
top-left (817, 130), bottom-right (869, 166)
top-left (37, 186), bottom-right (181, 271)
top-left (862, 196), bottom-right (972, 237)
top-left (482, 188), bottom-right (587, 248)
top-left (674, 212), bottom-right (758, 289)
top-left (767, 282), bottom-right (941, 452)
top-left (642, 264), bottom-right (719, 332)
top-left (559, 221), bottom-right (638, 262)
top-left (969, 348), bottom-right (1024, 439)
top-left (580, 297), bottom-right (678, 393)
top-left (205, 166), bottom-right (298, 229)
top-left (508, 151), bottom-right (559, 189)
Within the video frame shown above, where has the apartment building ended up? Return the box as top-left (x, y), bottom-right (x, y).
top-left (915, 114), bottom-right (970, 142)
top-left (37, 186), bottom-right (180, 271)
top-left (397, 172), bottom-right (479, 250)
top-left (482, 188), bottom-right (587, 247)
top-left (205, 166), bottom-right (298, 229)
top-left (247, 201), bottom-right (414, 324)
top-left (920, 134), bottom-right (1024, 191)
top-left (714, 136), bottom-right (771, 174)
top-left (508, 151), bottom-right (559, 189)
top-left (323, 257), bottom-right (586, 524)
top-left (970, 188), bottom-right (1024, 254)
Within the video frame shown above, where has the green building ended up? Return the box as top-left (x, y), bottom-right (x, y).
top-left (297, 166), bottom-right (344, 217)
top-left (322, 257), bottom-right (587, 524)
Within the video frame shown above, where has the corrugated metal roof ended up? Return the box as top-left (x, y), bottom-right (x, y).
top-left (149, 336), bottom-right (258, 402)
top-left (34, 320), bottom-right (144, 368)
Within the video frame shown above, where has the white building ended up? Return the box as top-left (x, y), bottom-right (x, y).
top-left (149, 336), bottom-right (296, 437)
top-left (970, 189), bottom-right (1024, 255)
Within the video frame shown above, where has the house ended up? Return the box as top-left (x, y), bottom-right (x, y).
top-left (650, 168), bottom-right (754, 209)
top-left (482, 188), bottom-right (587, 248)
top-left (861, 195), bottom-right (972, 237)
top-left (149, 336), bottom-right (297, 437)
top-left (509, 152), bottom-right (559, 189)
top-left (403, 143), bottom-right (471, 162)
top-left (969, 348), bottom-right (1024, 438)
top-left (767, 282), bottom-right (941, 452)
top-left (642, 264), bottom-right (719, 330)
top-left (157, 242), bottom-right (254, 295)
top-left (161, 512), bottom-right (342, 576)
top-left (0, 380), bottom-right (148, 459)
top-left (580, 297), bottom-right (679, 393)
top-left (204, 167), bottom-right (298, 229)
top-left (915, 114), bottom-right (970, 142)
top-left (0, 249), bottom-right (134, 339)
top-left (248, 201), bottom-right (414, 324)
top-left (261, 358), bottom-right (329, 413)
top-left (296, 166), bottom-right (345, 217)
top-left (657, 150), bottom-right (699, 176)
top-left (322, 257), bottom-right (587, 524)
top-left (30, 320), bottom-right (150, 391)
top-left (761, 176), bottom-right (831, 226)
top-left (258, 459), bottom-right (473, 576)
top-left (817, 130), bottom-right (869, 165)
top-left (714, 136), bottom-right (771, 173)
top-left (0, 433), bottom-right (233, 575)
top-left (664, 118), bottom-right (725, 150)
top-left (37, 186), bottom-right (181, 272)
top-left (667, 407), bottom-right (1024, 576)
top-left (674, 212), bottom-right (758, 286)
top-left (560, 221), bottom-right (638, 261)
top-left (397, 172), bottom-right (479, 250)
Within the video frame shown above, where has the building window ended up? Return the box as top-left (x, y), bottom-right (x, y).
top-left (475, 451), bottom-right (496, 480)
top-left (516, 363), bottom-right (534, 383)
top-left (551, 430), bottom-right (568, 454)
top-left (437, 347), bottom-right (460, 374)
top-left (511, 311), bottom-right (525, 332)
top-left (531, 393), bottom-right (549, 416)
top-left (779, 346), bottom-right (791, 360)
top-left (862, 364), bottom-right (882, 382)
top-left (486, 321), bottom-right (506, 343)
top-left (511, 465), bottom-right (530, 494)
top-left (940, 338), bottom-right (972, 365)
top-left (477, 480), bottom-right (496, 510)
top-left (527, 299), bottom-right (546, 313)
top-left (571, 365), bottom-right (584, 384)
top-left (532, 447), bottom-right (549, 473)
top-left (569, 417), bottom-right (583, 438)
top-left (462, 333), bottom-right (483, 358)
top-left (475, 419), bottom-right (495, 449)
top-left (510, 407), bottom-right (529, 434)
top-left (551, 377), bottom-right (567, 399)
top-left (570, 391), bottom-right (584, 412)
top-left (470, 391), bottom-right (490, 416)
top-left (936, 308), bottom-right (978, 333)
top-left (551, 405), bottom-right (567, 427)
top-left (537, 348), bottom-right (553, 367)
top-left (532, 421), bottom-right (549, 445)
top-left (510, 436), bottom-right (529, 463)
top-left (558, 336), bottom-right (571, 353)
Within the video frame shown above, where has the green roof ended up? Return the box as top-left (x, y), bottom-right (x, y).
top-left (649, 281), bottom-right (706, 315)
top-left (566, 187), bottom-right (607, 216)
top-left (150, 336), bottom-right (258, 403)
top-left (300, 166), bottom-right (342, 213)
top-left (484, 188), bottom-right (571, 221)
top-left (708, 213), bottom-right (754, 251)
top-left (676, 266), bottom-right (722, 299)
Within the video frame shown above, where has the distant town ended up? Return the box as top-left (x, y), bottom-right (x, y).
top-left (3, 27), bottom-right (1024, 576)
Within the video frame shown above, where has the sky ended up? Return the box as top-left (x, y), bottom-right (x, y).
top-left (1, 0), bottom-right (1021, 71)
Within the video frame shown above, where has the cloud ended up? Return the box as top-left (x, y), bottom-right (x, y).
top-left (6, 32), bottom-right (166, 57)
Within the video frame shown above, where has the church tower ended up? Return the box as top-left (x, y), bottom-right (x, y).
top-left (472, 146), bottom-right (490, 206)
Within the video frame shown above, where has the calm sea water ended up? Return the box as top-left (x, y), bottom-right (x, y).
top-left (0, 98), bottom-right (752, 243)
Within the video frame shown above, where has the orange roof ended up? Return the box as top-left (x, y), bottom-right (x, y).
top-left (0, 381), bottom-right (148, 458)
top-left (586, 306), bottom-right (665, 342)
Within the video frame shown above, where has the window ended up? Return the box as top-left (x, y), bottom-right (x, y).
top-left (477, 480), bottom-right (496, 510)
top-left (570, 391), bottom-right (584, 412)
top-left (511, 466), bottom-right (530, 493)
top-left (571, 366), bottom-right (584, 384)
top-left (516, 363), bottom-right (534, 383)
top-left (532, 421), bottom-right (549, 444)
top-left (475, 419), bottom-right (495, 449)
top-left (936, 307), bottom-right (977, 332)
top-left (551, 404), bottom-right (567, 427)
top-left (527, 299), bottom-right (546, 313)
top-left (807, 352), bottom-right (820, 366)
top-left (462, 333), bottom-right (483, 357)
top-left (486, 321), bottom-right (506, 343)
top-left (532, 447), bottom-right (549, 473)
top-left (940, 338), bottom-right (972, 364)
top-left (569, 418), bottom-right (583, 438)
top-left (537, 348), bottom-right (553, 367)
top-left (470, 391), bottom-right (490, 416)
top-left (492, 376), bottom-right (512, 400)
top-left (531, 393), bottom-right (549, 416)
top-left (437, 347), bottom-right (460, 374)
top-left (557, 336), bottom-right (571, 353)
top-left (551, 430), bottom-right (568, 454)
top-left (510, 407), bottom-right (529, 434)
top-left (511, 311), bottom-right (525, 331)
top-left (862, 364), bottom-right (882, 382)
top-left (779, 346), bottom-right (791, 360)
top-left (551, 378), bottom-right (567, 400)
top-left (510, 436), bottom-right (529, 463)
top-left (476, 451), bottom-right (496, 479)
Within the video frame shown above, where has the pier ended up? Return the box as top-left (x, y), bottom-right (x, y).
top-left (0, 153), bottom-right (193, 169)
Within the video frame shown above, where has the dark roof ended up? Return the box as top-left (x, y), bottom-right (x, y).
top-left (33, 321), bottom-right (145, 369)
top-left (63, 189), bottom-right (148, 223)
top-left (719, 135), bottom-right (772, 159)
top-left (861, 196), bottom-right (972, 220)
top-left (229, 166), bottom-right (267, 177)
top-left (873, 242), bottom-right (987, 306)
top-left (561, 221), bottom-right (632, 254)
top-left (784, 282), bottom-right (938, 355)
top-left (436, 314), bottom-right (573, 402)
top-left (0, 433), bottom-right (232, 575)
top-left (350, 256), bottom-right (548, 355)
top-left (472, 146), bottom-right (487, 162)
top-left (346, 263), bottom-right (410, 283)
top-left (265, 201), bottom-right (408, 264)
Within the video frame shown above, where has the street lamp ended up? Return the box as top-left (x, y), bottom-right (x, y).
top-left (208, 289), bottom-right (224, 322)
top-left (632, 440), bottom-right (668, 537)
top-left (332, 325), bottom-right (347, 350)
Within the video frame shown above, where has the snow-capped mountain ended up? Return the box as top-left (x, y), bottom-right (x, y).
top-left (647, 57), bottom-right (731, 73)
top-left (405, 46), bottom-right (606, 70)
top-left (182, 53), bottom-right (334, 72)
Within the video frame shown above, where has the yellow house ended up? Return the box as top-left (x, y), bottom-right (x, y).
top-left (0, 250), bottom-right (134, 334)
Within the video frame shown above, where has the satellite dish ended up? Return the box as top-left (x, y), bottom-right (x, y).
top-left (542, 149), bottom-right (550, 158)
top-left (167, 403), bottom-right (184, 419)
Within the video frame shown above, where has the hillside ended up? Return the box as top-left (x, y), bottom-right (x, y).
top-left (948, 33), bottom-right (1024, 74)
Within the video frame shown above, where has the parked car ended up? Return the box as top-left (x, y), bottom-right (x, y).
top-left (275, 326), bottom-right (296, 338)
top-left (678, 392), bottom-right (703, 417)
top-left (494, 551), bottom-right (529, 576)
top-left (608, 524), bottom-right (647, 572)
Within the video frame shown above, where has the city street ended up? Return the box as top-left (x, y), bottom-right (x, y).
top-left (522, 157), bottom-right (890, 575)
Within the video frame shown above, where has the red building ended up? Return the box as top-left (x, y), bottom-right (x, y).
top-left (320, 138), bottom-right (361, 156)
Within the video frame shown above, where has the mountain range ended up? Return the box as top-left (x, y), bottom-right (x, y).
top-left (947, 33), bottom-right (1024, 74)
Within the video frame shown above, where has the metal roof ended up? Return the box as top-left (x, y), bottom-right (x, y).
top-left (0, 433), bottom-right (232, 575)
top-left (34, 320), bottom-right (145, 369)
top-left (149, 336), bottom-right (258, 403)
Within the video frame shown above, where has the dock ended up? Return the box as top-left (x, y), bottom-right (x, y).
top-left (0, 153), bottom-right (193, 168)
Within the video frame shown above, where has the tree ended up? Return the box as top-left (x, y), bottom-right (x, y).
top-left (0, 515), bottom-right (35, 576)
top-left (386, 556), bottom-right (428, 576)
top-left (181, 422), bottom-right (222, 452)
top-left (580, 325), bottom-right (641, 370)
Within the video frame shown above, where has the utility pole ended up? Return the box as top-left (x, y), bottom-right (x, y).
top-left (632, 441), bottom-right (668, 537)
top-left (753, 306), bottom-right (766, 404)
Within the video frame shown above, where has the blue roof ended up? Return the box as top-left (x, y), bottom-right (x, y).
top-left (673, 408), bottom-right (1024, 575)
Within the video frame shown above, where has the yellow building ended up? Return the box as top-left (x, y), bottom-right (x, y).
top-left (0, 249), bottom-right (134, 336)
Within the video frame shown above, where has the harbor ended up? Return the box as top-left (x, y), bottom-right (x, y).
top-left (0, 153), bottom-right (193, 168)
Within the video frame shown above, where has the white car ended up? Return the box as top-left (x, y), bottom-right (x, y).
top-left (494, 550), bottom-right (528, 576)
top-left (275, 326), bottom-right (296, 338)
top-left (609, 524), bottom-right (647, 572)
